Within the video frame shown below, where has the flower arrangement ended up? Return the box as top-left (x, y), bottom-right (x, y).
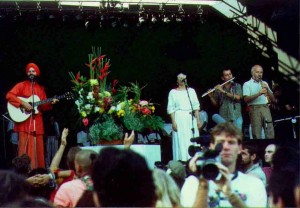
top-left (69, 46), bottom-right (164, 145)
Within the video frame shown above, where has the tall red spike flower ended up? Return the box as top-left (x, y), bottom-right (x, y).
top-left (99, 72), bottom-right (110, 81)
top-left (112, 79), bottom-right (118, 93)
top-left (76, 72), bottom-right (80, 81)
top-left (100, 62), bottom-right (110, 73)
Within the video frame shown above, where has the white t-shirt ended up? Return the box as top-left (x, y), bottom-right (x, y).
top-left (181, 171), bottom-right (267, 207)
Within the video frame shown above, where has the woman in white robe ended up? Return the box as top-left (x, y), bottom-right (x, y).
top-left (167, 73), bottom-right (201, 161)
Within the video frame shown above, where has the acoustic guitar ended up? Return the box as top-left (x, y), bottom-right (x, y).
top-left (7, 92), bottom-right (73, 122)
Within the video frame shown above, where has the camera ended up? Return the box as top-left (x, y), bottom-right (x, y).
top-left (195, 145), bottom-right (222, 180)
top-left (188, 135), bottom-right (211, 157)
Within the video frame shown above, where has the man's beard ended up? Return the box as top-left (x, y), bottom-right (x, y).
top-left (240, 159), bottom-right (251, 166)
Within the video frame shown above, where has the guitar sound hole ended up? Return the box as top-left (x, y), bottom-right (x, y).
top-left (25, 110), bottom-right (32, 115)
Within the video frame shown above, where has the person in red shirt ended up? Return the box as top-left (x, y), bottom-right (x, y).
top-left (6, 63), bottom-right (58, 168)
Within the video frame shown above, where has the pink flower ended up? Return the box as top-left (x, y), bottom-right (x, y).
top-left (82, 118), bottom-right (89, 126)
top-left (139, 100), bottom-right (149, 106)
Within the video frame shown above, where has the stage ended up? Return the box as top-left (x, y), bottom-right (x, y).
top-left (82, 144), bottom-right (161, 169)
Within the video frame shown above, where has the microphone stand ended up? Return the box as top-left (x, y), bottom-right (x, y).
top-left (184, 82), bottom-right (196, 139)
top-left (0, 113), bottom-right (11, 160)
top-left (274, 115), bottom-right (300, 139)
top-left (30, 76), bottom-right (38, 168)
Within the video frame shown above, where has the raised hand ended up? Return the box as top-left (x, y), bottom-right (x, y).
top-left (124, 130), bottom-right (135, 149)
top-left (61, 128), bottom-right (69, 146)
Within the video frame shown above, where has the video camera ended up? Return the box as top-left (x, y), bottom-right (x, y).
top-left (189, 135), bottom-right (223, 180)
top-left (188, 135), bottom-right (211, 157)
top-left (195, 143), bottom-right (222, 180)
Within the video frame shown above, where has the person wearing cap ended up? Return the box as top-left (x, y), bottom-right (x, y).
top-left (166, 160), bottom-right (186, 190)
top-left (167, 73), bottom-right (201, 162)
top-left (6, 63), bottom-right (58, 168)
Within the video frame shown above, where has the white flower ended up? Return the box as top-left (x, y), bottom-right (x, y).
top-left (116, 103), bottom-right (122, 111)
top-left (94, 106), bottom-right (100, 113)
top-left (108, 106), bottom-right (116, 114)
top-left (109, 106), bottom-right (116, 111)
top-left (85, 104), bottom-right (92, 110)
top-left (75, 100), bottom-right (80, 106)
top-left (87, 92), bottom-right (94, 100)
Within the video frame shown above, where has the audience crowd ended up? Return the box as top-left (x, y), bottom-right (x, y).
top-left (0, 122), bottom-right (299, 208)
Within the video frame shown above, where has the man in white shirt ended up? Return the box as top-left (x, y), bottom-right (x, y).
top-left (243, 65), bottom-right (275, 139)
top-left (181, 122), bottom-right (267, 208)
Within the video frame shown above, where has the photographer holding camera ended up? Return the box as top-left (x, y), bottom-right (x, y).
top-left (181, 122), bottom-right (267, 208)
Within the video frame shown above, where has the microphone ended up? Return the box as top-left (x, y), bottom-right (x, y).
top-left (265, 118), bottom-right (268, 129)
top-left (181, 78), bottom-right (187, 83)
top-left (29, 75), bottom-right (35, 80)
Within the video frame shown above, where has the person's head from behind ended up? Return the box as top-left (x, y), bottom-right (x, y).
top-left (265, 144), bottom-right (277, 165)
top-left (92, 147), bottom-right (156, 207)
top-left (12, 154), bottom-right (32, 177)
top-left (0, 170), bottom-right (30, 206)
top-left (209, 122), bottom-right (243, 169)
top-left (4, 198), bottom-right (52, 208)
top-left (66, 146), bottom-right (81, 171)
top-left (268, 169), bottom-right (298, 208)
top-left (74, 149), bottom-right (98, 177)
top-left (268, 147), bottom-right (299, 208)
top-left (152, 168), bottom-right (181, 208)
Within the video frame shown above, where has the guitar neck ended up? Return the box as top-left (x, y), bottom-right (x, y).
top-left (34, 95), bottom-right (65, 106)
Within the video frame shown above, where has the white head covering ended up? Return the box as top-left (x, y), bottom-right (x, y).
top-left (177, 73), bottom-right (186, 81)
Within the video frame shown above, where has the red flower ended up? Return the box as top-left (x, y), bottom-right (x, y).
top-left (99, 72), bottom-right (110, 81)
top-left (112, 79), bottom-right (118, 93)
top-left (103, 97), bottom-right (112, 108)
top-left (82, 118), bottom-right (89, 126)
top-left (100, 62), bottom-right (110, 74)
top-left (76, 72), bottom-right (80, 81)
top-left (141, 107), bottom-right (151, 115)
top-left (96, 55), bottom-right (106, 66)
top-left (97, 55), bottom-right (106, 61)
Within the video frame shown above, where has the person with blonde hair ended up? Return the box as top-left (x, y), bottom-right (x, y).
top-left (167, 73), bottom-right (201, 161)
top-left (153, 168), bottom-right (182, 208)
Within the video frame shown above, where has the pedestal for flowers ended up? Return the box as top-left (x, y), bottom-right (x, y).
top-left (69, 46), bottom-right (164, 145)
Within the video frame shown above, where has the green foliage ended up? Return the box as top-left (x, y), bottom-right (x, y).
top-left (122, 101), bottom-right (164, 133)
top-left (88, 115), bottom-right (124, 145)
top-left (123, 109), bottom-right (145, 132)
top-left (143, 115), bottom-right (164, 131)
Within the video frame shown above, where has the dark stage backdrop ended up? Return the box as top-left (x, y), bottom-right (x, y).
top-left (0, 8), bottom-right (298, 167)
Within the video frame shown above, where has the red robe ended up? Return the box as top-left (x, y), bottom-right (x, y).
top-left (6, 80), bottom-right (52, 168)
